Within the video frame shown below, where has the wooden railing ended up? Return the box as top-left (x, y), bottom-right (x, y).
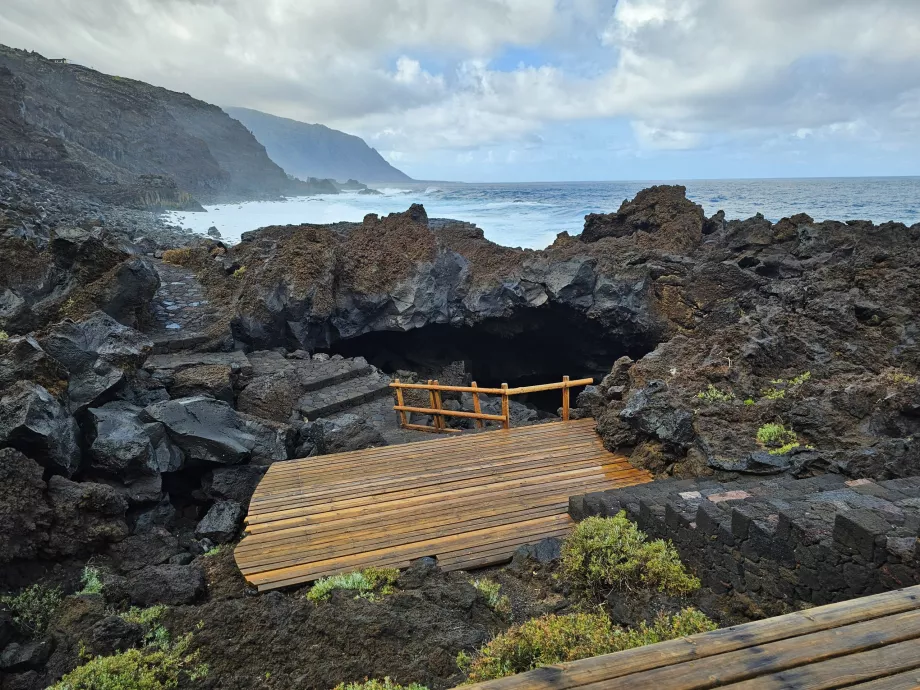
top-left (390, 376), bottom-right (593, 434)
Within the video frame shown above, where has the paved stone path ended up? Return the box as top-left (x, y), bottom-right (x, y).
top-left (148, 260), bottom-right (221, 351)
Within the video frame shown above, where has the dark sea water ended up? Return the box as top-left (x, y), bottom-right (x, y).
top-left (166, 177), bottom-right (920, 250)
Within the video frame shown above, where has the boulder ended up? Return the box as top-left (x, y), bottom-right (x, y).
top-left (168, 364), bottom-right (234, 403)
top-left (107, 528), bottom-right (184, 571)
top-left (0, 380), bottom-right (82, 475)
top-left (581, 185), bottom-right (704, 251)
top-left (195, 500), bottom-right (243, 543)
top-left (307, 413), bottom-right (386, 455)
top-left (133, 497), bottom-right (178, 534)
top-left (92, 256), bottom-right (161, 329)
top-left (88, 616), bottom-right (144, 655)
top-left (87, 402), bottom-right (184, 477)
top-left (45, 476), bottom-right (129, 558)
top-left (0, 448), bottom-right (51, 563)
top-left (0, 335), bottom-right (68, 394)
top-left (619, 380), bottom-right (695, 449)
top-left (202, 465), bottom-right (267, 507)
top-left (39, 311), bottom-right (153, 412)
top-left (124, 564), bottom-right (206, 606)
top-left (0, 640), bottom-right (52, 672)
top-left (141, 396), bottom-right (295, 465)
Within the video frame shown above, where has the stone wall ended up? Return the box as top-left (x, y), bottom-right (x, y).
top-left (570, 474), bottom-right (920, 606)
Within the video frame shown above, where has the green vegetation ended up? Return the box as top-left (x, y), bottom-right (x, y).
top-left (306, 567), bottom-right (400, 602)
top-left (560, 513), bottom-right (700, 601)
top-left (761, 371), bottom-right (811, 400)
top-left (882, 369), bottom-right (918, 386)
top-left (743, 398), bottom-right (756, 406)
top-left (203, 545), bottom-right (224, 557)
top-left (0, 583), bottom-right (63, 636)
top-left (49, 630), bottom-right (207, 690)
top-left (333, 679), bottom-right (429, 690)
top-left (471, 579), bottom-right (511, 618)
top-left (78, 566), bottom-right (104, 595)
top-left (756, 423), bottom-right (798, 448)
top-left (0, 329), bottom-right (8, 341)
top-left (232, 265), bottom-right (247, 279)
top-left (696, 384), bottom-right (735, 404)
top-left (458, 609), bottom-right (716, 683)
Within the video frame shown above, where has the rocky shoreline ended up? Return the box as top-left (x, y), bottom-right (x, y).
top-left (1, 165), bottom-right (918, 688)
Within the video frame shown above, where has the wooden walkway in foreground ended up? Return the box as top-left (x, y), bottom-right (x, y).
top-left (461, 584), bottom-right (920, 690)
top-left (234, 418), bottom-right (651, 591)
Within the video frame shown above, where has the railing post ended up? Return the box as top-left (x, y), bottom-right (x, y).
top-left (427, 380), bottom-right (439, 431)
top-left (432, 379), bottom-right (445, 431)
top-left (393, 379), bottom-right (408, 428)
top-left (562, 375), bottom-right (570, 421)
top-left (501, 383), bottom-right (510, 429)
top-left (470, 381), bottom-right (484, 429)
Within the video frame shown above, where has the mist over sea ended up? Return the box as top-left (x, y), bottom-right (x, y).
top-left (165, 177), bottom-right (920, 250)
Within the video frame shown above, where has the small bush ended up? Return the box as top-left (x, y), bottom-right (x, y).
top-left (458, 609), bottom-right (716, 683)
top-left (333, 679), bottom-right (429, 690)
top-left (307, 567), bottom-right (399, 602)
top-left (0, 330), bottom-right (8, 341)
top-left (49, 631), bottom-right (208, 690)
top-left (232, 265), bottom-right (247, 279)
top-left (756, 423), bottom-right (798, 449)
top-left (743, 398), bottom-right (756, 406)
top-left (79, 566), bottom-right (104, 595)
top-left (768, 442), bottom-right (815, 456)
top-left (161, 248), bottom-right (192, 266)
top-left (0, 584), bottom-right (63, 636)
top-left (561, 513), bottom-right (699, 600)
top-left (471, 579), bottom-right (511, 618)
top-left (760, 387), bottom-right (785, 400)
top-left (696, 384), bottom-right (735, 404)
top-left (762, 371), bottom-right (811, 400)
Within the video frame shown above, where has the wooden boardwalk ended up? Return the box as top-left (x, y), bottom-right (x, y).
top-left (235, 418), bottom-right (651, 591)
top-left (461, 584), bottom-right (920, 690)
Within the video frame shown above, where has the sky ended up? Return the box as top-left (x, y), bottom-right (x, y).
top-left (2, 0), bottom-right (920, 182)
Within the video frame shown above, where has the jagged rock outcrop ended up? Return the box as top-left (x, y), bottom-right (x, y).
top-left (86, 402), bottom-right (185, 478)
top-left (45, 476), bottom-right (129, 558)
top-left (0, 449), bottom-right (51, 563)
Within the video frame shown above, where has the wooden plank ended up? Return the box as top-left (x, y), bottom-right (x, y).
top-left (393, 379), bottom-right (409, 427)
top-left (460, 586), bottom-right (920, 690)
top-left (501, 383), bottom-right (510, 429)
top-left (846, 668), bottom-right (920, 689)
top-left (393, 405), bottom-right (507, 422)
top-left (562, 375), bottom-right (570, 421)
top-left (507, 378), bottom-right (593, 395)
top-left (723, 638), bottom-right (920, 690)
top-left (471, 381), bottom-right (484, 429)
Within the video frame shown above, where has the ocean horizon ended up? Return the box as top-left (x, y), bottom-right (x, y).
top-left (165, 176), bottom-right (920, 250)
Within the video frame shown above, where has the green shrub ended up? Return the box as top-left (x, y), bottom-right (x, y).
top-left (119, 605), bottom-right (169, 646)
top-left (756, 423), bottom-right (798, 449)
top-left (762, 371), bottom-right (811, 400)
top-left (561, 513), bottom-right (700, 600)
top-left (760, 387), bottom-right (785, 400)
top-left (307, 567), bottom-right (399, 602)
top-left (768, 442), bottom-right (815, 456)
top-left (78, 566), bottom-right (104, 595)
top-left (471, 579), bottom-right (511, 618)
top-left (49, 631), bottom-right (207, 689)
top-left (458, 608), bottom-right (716, 683)
top-left (696, 384), bottom-right (735, 404)
top-left (882, 369), bottom-right (918, 386)
top-left (0, 584), bottom-right (63, 636)
top-left (232, 265), bottom-right (247, 279)
top-left (0, 330), bottom-right (8, 341)
top-left (743, 398), bottom-right (756, 406)
top-left (333, 679), bottom-right (428, 690)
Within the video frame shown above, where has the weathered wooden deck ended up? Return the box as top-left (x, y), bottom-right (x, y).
top-left (234, 418), bottom-right (651, 591)
top-left (461, 584), bottom-right (920, 690)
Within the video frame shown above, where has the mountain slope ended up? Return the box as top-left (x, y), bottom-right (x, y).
top-left (0, 45), bottom-right (321, 203)
top-left (225, 107), bottom-right (413, 183)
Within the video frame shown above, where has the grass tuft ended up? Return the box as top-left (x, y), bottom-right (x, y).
top-left (333, 679), bottom-right (429, 690)
top-left (471, 579), bottom-right (511, 618)
top-left (306, 567), bottom-right (400, 602)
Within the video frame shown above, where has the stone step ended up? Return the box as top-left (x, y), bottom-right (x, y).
top-left (298, 370), bottom-right (394, 421)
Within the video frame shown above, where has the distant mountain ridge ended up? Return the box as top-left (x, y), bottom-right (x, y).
top-left (225, 107), bottom-right (413, 184)
top-left (0, 44), bottom-right (335, 205)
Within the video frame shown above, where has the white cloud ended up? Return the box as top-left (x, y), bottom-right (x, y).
top-left (1, 0), bottom-right (919, 175)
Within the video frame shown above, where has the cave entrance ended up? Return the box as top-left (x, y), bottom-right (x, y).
top-left (326, 305), bottom-right (655, 413)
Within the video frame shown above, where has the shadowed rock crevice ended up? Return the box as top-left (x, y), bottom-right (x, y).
top-left (328, 304), bottom-right (659, 411)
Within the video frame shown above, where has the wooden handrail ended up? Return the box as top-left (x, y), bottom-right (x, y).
top-left (391, 375), bottom-right (593, 434)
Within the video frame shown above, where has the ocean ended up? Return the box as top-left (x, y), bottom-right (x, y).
top-left (164, 177), bottom-right (920, 250)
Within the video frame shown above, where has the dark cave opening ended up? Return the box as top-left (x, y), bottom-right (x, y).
top-left (327, 305), bottom-right (656, 412)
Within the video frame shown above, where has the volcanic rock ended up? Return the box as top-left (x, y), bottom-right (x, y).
top-left (0, 448), bottom-right (51, 563)
top-left (45, 476), bottom-right (129, 558)
top-left (0, 380), bottom-right (82, 476)
top-left (195, 500), bottom-right (244, 544)
top-left (87, 402), bottom-right (184, 477)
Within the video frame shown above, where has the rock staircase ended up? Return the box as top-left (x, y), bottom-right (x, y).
top-left (295, 369), bottom-right (393, 421)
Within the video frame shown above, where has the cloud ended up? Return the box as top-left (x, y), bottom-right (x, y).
top-left (1, 0), bottom-right (919, 178)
